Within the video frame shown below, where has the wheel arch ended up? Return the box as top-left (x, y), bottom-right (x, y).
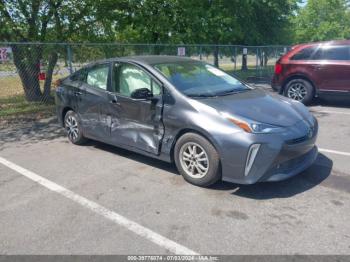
top-left (169, 128), bottom-right (221, 163)
top-left (61, 107), bottom-right (74, 127)
top-left (281, 74), bottom-right (316, 96)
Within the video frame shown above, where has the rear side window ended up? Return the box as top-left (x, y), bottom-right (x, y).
top-left (290, 47), bottom-right (317, 60)
top-left (86, 64), bottom-right (110, 90)
top-left (70, 69), bottom-right (86, 81)
top-left (320, 46), bottom-right (350, 60)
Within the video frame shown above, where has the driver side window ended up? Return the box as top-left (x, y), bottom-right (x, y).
top-left (115, 63), bottom-right (161, 97)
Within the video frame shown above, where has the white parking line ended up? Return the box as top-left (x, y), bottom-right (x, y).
top-left (319, 148), bottom-right (350, 157)
top-left (310, 110), bottom-right (350, 115)
top-left (0, 156), bottom-right (198, 255)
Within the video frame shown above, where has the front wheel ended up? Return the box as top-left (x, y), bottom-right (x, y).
top-left (284, 79), bottom-right (314, 104)
top-left (64, 110), bottom-right (87, 145)
top-left (174, 133), bottom-right (221, 187)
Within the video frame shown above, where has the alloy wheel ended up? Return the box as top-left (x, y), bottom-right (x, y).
top-left (179, 142), bottom-right (209, 179)
top-left (287, 82), bottom-right (307, 101)
top-left (65, 115), bottom-right (79, 142)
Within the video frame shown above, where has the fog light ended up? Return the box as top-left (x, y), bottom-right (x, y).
top-left (245, 144), bottom-right (260, 176)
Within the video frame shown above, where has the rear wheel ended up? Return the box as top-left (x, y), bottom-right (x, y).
top-left (64, 110), bottom-right (87, 145)
top-left (284, 78), bottom-right (314, 104)
top-left (174, 133), bottom-right (221, 187)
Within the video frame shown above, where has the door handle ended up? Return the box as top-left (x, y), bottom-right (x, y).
top-left (109, 94), bottom-right (119, 104)
top-left (109, 98), bottom-right (120, 105)
top-left (74, 91), bottom-right (83, 96)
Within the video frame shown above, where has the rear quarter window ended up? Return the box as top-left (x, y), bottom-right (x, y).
top-left (290, 47), bottom-right (317, 60)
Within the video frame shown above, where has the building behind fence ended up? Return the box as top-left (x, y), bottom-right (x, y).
top-left (0, 42), bottom-right (290, 104)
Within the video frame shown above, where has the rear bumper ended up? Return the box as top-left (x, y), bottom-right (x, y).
top-left (271, 75), bottom-right (283, 93)
top-left (271, 83), bottom-right (282, 93)
top-left (56, 107), bottom-right (64, 127)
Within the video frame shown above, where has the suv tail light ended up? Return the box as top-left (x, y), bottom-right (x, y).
top-left (274, 63), bottom-right (283, 75)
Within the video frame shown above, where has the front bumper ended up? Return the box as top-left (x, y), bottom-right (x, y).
top-left (261, 145), bottom-right (317, 182)
top-left (218, 118), bottom-right (318, 185)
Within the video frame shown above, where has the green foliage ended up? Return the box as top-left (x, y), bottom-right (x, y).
top-left (294, 0), bottom-right (350, 43)
top-left (112, 0), bottom-right (298, 45)
top-left (0, 0), bottom-right (99, 42)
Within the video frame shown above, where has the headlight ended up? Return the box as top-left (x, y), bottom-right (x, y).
top-left (221, 112), bottom-right (284, 134)
top-left (250, 123), bottom-right (284, 133)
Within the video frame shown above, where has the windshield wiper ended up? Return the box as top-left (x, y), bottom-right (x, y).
top-left (215, 88), bottom-right (249, 96)
top-left (187, 93), bottom-right (216, 98)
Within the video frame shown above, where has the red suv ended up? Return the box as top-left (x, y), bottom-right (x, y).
top-left (272, 40), bottom-right (350, 104)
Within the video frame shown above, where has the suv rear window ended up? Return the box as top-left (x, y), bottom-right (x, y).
top-left (290, 47), bottom-right (317, 60)
top-left (291, 45), bottom-right (350, 61)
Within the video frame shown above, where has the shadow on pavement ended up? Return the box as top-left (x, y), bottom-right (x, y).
top-left (87, 140), bottom-right (178, 175)
top-left (313, 97), bottom-right (350, 108)
top-left (1, 116), bottom-right (346, 199)
top-left (248, 80), bottom-right (350, 109)
top-left (0, 117), bottom-right (64, 150)
top-left (86, 139), bottom-right (341, 199)
top-left (210, 153), bottom-right (335, 199)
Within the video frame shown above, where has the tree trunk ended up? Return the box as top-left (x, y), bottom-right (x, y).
top-left (213, 45), bottom-right (219, 67)
top-left (11, 45), bottom-right (43, 102)
top-left (241, 54), bottom-right (248, 71)
top-left (260, 52), bottom-right (264, 67)
top-left (43, 51), bottom-right (58, 102)
top-left (264, 52), bottom-right (268, 67)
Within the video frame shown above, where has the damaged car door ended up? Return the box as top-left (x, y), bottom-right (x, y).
top-left (78, 63), bottom-right (112, 140)
top-left (108, 62), bottom-right (164, 154)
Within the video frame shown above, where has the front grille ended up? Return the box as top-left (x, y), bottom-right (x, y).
top-left (286, 120), bottom-right (317, 145)
top-left (286, 135), bottom-right (308, 145)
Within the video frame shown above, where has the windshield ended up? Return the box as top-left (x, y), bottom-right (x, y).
top-left (153, 61), bottom-right (250, 97)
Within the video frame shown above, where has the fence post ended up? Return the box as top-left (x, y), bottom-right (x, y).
top-left (213, 45), bottom-right (219, 67)
top-left (67, 45), bottom-right (73, 74)
top-left (256, 47), bottom-right (259, 76)
top-left (234, 46), bottom-right (237, 71)
top-left (199, 46), bottom-right (202, 60)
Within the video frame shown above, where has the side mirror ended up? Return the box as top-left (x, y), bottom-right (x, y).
top-left (130, 88), bottom-right (153, 100)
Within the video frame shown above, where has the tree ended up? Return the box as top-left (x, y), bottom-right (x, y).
top-left (0, 0), bottom-right (107, 101)
top-left (294, 0), bottom-right (350, 43)
top-left (114, 0), bottom-right (298, 67)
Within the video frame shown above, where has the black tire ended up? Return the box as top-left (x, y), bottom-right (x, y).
top-left (64, 110), bottom-right (87, 145)
top-left (283, 78), bottom-right (314, 105)
top-left (174, 133), bottom-right (221, 187)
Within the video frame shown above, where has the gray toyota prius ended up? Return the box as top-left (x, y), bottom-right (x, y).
top-left (55, 56), bottom-right (318, 187)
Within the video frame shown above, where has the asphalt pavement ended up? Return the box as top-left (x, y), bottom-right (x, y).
top-left (0, 86), bottom-right (349, 255)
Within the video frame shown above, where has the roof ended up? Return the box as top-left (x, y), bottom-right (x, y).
top-left (120, 55), bottom-right (195, 65)
top-left (293, 39), bottom-right (350, 48)
top-left (84, 55), bottom-right (197, 68)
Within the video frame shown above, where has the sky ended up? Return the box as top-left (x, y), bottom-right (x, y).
top-left (298, 0), bottom-right (307, 7)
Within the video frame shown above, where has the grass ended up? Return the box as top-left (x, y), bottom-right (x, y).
top-left (0, 63), bottom-right (16, 71)
top-left (0, 75), bottom-right (56, 121)
top-left (220, 64), bottom-right (274, 81)
top-left (0, 95), bottom-right (55, 117)
top-left (0, 76), bottom-right (25, 98)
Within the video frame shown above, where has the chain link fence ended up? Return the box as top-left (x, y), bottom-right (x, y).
top-left (0, 42), bottom-right (290, 120)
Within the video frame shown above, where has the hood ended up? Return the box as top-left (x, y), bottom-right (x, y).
top-left (197, 88), bottom-right (308, 127)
